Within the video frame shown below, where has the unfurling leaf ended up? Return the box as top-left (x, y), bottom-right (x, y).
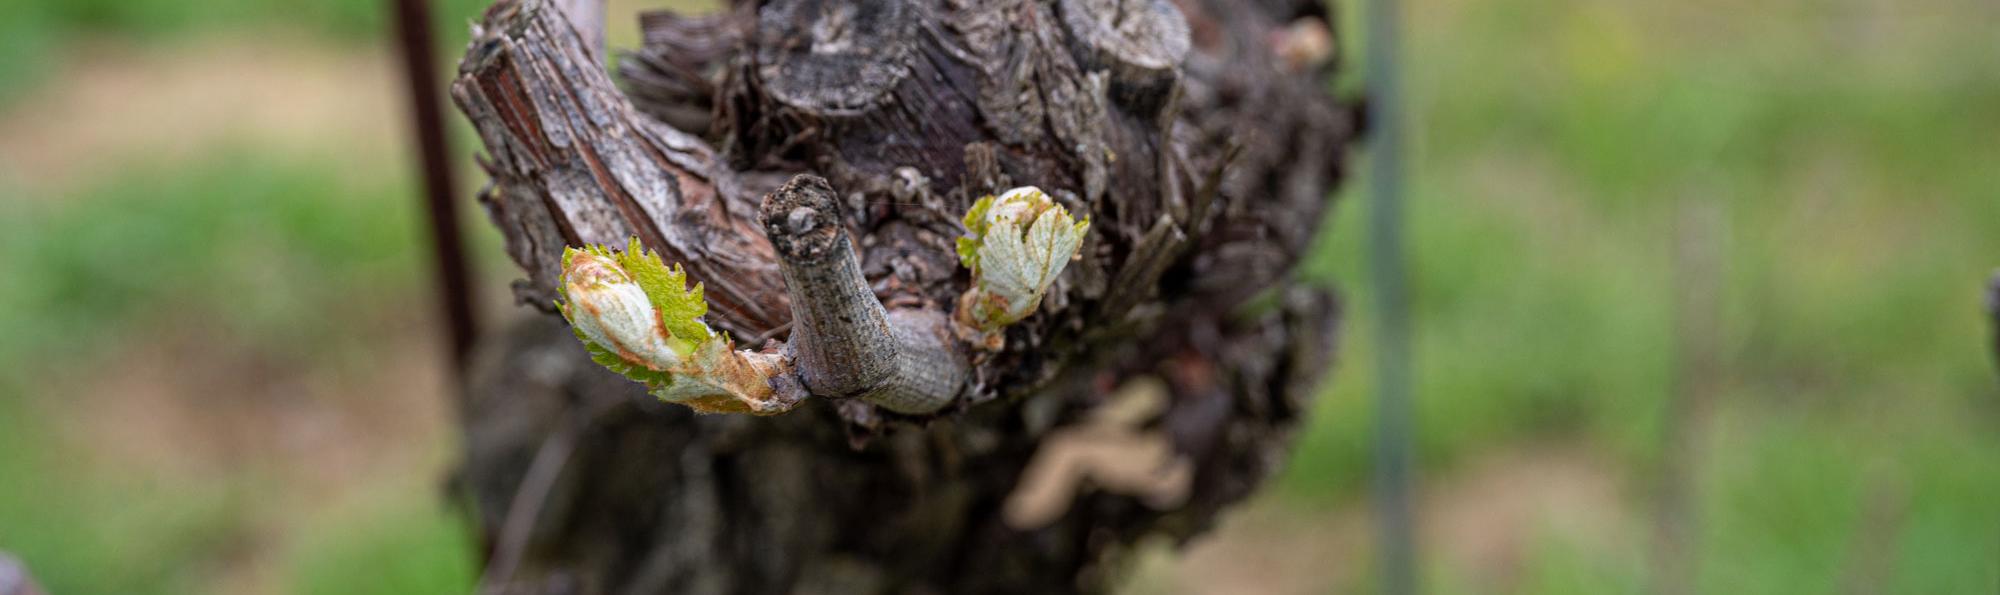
top-left (557, 240), bottom-right (798, 415)
top-left (953, 187), bottom-right (1090, 348)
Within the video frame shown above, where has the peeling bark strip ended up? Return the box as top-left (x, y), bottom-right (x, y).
top-left (453, 0), bottom-right (1359, 591)
top-left (452, 0), bottom-right (790, 336)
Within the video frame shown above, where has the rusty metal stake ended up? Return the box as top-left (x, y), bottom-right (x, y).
top-left (391, 0), bottom-right (478, 377)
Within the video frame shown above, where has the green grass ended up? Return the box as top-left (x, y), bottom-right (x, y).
top-left (1279, 0), bottom-right (2000, 590)
top-left (0, 0), bottom-right (495, 103)
top-left (0, 149), bottom-right (438, 594)
top-left (0, 395), bottom-right (249, 594)
top-left (287, 498), bottom-right (478, 595)
top-left (0, 151), bottom-right (425, 370)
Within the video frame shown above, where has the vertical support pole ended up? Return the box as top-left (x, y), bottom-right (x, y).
top-left (1364, 0), bottom-right (1416, 591)
top-left (1988, 271), bottom-right (2000, 373)
top-left (1657, 199), bottom-right (1722, 595)
top-left (392, 0), bottom-right (479, 376)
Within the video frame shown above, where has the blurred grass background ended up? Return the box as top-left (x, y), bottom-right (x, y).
top-left (0, 0), bottom-right (1994, 593)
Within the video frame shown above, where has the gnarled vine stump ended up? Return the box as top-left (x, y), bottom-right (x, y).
top-left (450, 0), bottom-right (1357, 592)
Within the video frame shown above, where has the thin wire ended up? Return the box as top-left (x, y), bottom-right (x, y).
top-left (1364, 0), bottom-right (1417, 590)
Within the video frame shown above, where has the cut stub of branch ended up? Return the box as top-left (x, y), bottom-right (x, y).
top-left (1056, 0), bottom-right (1190, 115)
top-left (558, 239), bottom-right (798, 414)
top-left (760, 174), bottom-right (969, 415)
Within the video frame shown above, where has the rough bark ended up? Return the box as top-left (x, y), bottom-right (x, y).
top-left (451, 0), bottom-right (1357, 592)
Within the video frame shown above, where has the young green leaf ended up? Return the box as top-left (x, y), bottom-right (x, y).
top-left (953, 187), bottom-right (1090, 348)
top-left (557, 240), bottom-right (799, 415)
